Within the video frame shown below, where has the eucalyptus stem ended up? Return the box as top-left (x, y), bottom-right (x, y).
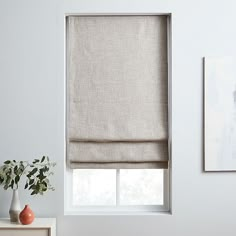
top-left (0, 156), bottom-right (56, 195)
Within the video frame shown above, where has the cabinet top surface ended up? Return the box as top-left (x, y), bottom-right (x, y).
top-left (0, 218), bottom-right (56, 228)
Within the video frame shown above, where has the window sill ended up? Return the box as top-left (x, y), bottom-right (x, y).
top-left (64, 210), bottom-right (172, 216)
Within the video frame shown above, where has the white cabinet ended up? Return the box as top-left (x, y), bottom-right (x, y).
top-left (0, 218), bottom-right (56, 236)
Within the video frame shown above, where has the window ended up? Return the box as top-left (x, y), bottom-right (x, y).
top-left (65, 168), bottom-right (169, 213)
top-left (65, 14), bottom-right (171, 214)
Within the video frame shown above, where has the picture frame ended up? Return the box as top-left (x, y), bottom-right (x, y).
top-left (204, 57), bottom-right (236, 171)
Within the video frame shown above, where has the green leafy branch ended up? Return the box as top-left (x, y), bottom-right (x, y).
top-left (25, 156), bottom-right (56, 195)
top-left (0, 156), bottom-right (56, 196)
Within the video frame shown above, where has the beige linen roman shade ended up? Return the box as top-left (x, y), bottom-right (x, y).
top-left (67, 15), bottom-right (168, 169)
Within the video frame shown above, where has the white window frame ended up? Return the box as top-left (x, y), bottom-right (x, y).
top-left (64, 168), bottom-right (170, 215)
top-left (64, 13), bottom-right (172, 215)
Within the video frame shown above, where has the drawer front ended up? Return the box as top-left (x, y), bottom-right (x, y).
top-left (0, 229), bottom-right (49, 236)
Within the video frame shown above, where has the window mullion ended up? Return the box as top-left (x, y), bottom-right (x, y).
top-left (116, 169), bottom-right (120, 206)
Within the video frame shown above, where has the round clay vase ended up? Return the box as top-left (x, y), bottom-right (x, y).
top-left (19, 205), bottom-right (35, 225)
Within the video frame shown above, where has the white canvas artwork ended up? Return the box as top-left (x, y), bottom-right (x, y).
top-left (204, 57), bottom-right (236, 171)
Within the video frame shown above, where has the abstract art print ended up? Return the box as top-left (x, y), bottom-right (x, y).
top-left (204, 57), bottom-right (236, 171)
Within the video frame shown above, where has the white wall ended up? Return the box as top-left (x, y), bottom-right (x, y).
top-left (1, 0), bottom-right (236, 235)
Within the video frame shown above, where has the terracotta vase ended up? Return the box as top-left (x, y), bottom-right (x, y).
top-left (19, 205), bottom-right (35, 225)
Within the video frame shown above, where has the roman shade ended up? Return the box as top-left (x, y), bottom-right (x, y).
top-left (67, 15), bottom-right (169, 169)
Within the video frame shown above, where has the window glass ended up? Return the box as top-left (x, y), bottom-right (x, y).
top-left (120, 169), bottom-right (164, 205)
top-left (73, 169), bottom-right (116, 206)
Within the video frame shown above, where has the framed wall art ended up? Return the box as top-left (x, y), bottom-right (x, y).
top-left (204, 57), bottom-right (236, 171)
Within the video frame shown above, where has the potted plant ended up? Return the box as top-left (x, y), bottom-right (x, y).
top-left (0, 156), bottom-right (56, 223)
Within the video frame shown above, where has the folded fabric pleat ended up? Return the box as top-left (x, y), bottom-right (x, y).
top-left (68, 141), bottom-right (168, 169)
